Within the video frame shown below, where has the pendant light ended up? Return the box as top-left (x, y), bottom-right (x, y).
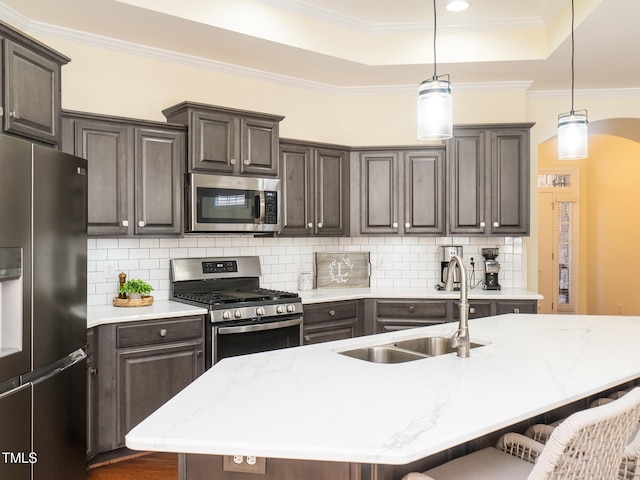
top-left (557, 0), bottom-right (588, 159)
top-left (417, 0), bottom-right (452, 140)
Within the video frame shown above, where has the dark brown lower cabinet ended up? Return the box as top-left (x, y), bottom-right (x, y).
top-left (180, 454), bottom-right (366, 480)
top-left (303, 300), bottom-right (362, 344)
top-left (372, 299), bottom-right (450, 333)
top-left (88, 316), bottom-right (205, 461)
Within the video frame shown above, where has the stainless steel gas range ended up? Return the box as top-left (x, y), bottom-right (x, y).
top-left (170, 256), bottom-right (303, 368)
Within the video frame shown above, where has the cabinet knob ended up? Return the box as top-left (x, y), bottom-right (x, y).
top-left (196, 350), bottom-right (203, 357)
top-left (405, 223), bottom-right (411, 228)
top-left (304, 335), bottom-right (311, 343)
top-left (513, 308), bottom-right (520, 314)
top-left (493, 222), bottom-right (500, 227)
top-left (307, 223), bottom-right (313, 229)
top-left (392, 222), bottom-right (398, 228)
top-left (9, 111), bottom-right (17, 118)
top-left (469, 307), bottom-right (476, 314)
top-left (328, 309), bottom-right (336, 316)
top-left (243, 159), bottom-right (250, 165)
top-left (89, 367), bottom-right (97, 375)
top-left (122, 220), bottom-right (129, 227)
top-left (159, 328), bottom-right (168, 337)
top-left (138, 221), bottom-right (145, 228)
top-left (317, 222), bottom-right (323, 228)
top-left (230, 158), bottom-right (236, 165)
top-left (408, 306), bottom-right (415, 313)
top-left (480, 221), bottom-right (486, 228)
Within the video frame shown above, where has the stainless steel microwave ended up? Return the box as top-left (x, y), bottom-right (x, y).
top-left (186, 173), bottom-right (281, 233)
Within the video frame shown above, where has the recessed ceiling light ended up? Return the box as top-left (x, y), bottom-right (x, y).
top-left (446, 1), bottom-right (470, 12)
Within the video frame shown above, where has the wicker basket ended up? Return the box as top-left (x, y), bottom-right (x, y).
top-left (112, 296), bottom-right (154, 307)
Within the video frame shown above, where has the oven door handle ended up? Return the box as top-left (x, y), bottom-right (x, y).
top-left (217, 317), bottom-right (302, 335)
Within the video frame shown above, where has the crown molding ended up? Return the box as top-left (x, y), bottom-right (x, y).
top-left (255, 0), bottom-right (545, 34)
top-left (5, 9), bottom-right (633, 99)
top-left (527, 88), bottom-right (640, 99)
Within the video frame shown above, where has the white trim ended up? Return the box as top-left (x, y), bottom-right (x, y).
top-left (3, 8), bottom-right (633, 99)
top-left (527, 88), bottom-right (640, 99)
top-left (255, 0), bottom-right (545, 34)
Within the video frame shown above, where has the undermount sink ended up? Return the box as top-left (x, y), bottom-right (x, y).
top-left (393, 336), bottom-right (487, 357)
top-left (339, 346), bottom-right (427, 364)
top-left (337, 336), bottom-right (490, 364)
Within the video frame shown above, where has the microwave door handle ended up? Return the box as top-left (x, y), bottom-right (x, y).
top-left (255, 193), bottom-right (266, 223)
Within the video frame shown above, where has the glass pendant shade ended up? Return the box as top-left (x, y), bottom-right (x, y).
top-left (558, 111), bottom-right (588, 160)
top-left (417, 78), bottom-right (453, 140)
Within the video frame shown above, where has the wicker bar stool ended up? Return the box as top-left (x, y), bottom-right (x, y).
top-left (402, 387), bottom-right (640, 480)
top-left (524, 389), bottom-right (640, 480)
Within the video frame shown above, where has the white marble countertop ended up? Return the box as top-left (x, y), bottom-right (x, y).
top-left (296, 287), bottom-right (542, 304)
top-left (87, 288), bottom-right (541, 328)
top-left (87, 301), bottom-right (208, 328)
top-left (126, 314), bottom-right (640, 465)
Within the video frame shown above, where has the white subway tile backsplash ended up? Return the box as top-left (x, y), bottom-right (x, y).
top-left (87, 235), bottom-right (526, 305)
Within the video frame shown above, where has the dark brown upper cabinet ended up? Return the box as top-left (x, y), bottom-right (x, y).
top-left (447, 123), bottom-right (533, 236)
top-left (163, 101), bottom-right (284, 177)
top-left (0, 23), bottom-right (70, 146)
top-left (280, 139), bottom-right (350, 236)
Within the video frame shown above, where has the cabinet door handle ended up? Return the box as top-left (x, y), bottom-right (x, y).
top-left (392, 222), bottom-right (398, 228)
top-left (243, 159), bottom-right (250, 165)
top-left (317, 222), bottom-right (323, 228)
top-left (122, 220), bottom-right (129, 227)
top-left (328, 309), bottom-right (336, 316)
top-left (405, 223), bottom-right (411, 228)
top-left (138, 221), bottom-right (145, 227)
top-left (159, 328), bottom-right (168, 337)
top-left (307, 223), bottom-right (313, 229)
top-left (230, 158), bottom-right (236, 165)
top-left (480, 221), bottom-right (486, 227)
top-left (493, 222), bottom-right (500, 227)
top-left (9, 111), bottom-right (18, 118)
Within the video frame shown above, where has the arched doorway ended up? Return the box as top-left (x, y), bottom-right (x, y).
top-left (537, 118), bottom-right (640, 315)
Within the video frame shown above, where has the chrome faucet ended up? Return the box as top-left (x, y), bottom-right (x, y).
top-left (446, 255), bottom-right (470, 358)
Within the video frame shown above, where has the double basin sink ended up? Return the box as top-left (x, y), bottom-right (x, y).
top-left (337, 336), bottom-right (489, 364)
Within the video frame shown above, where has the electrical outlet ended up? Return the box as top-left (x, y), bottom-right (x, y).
top-left (103, 261), bottom-right (117, 280)
top-left (223, 455), bottom-right (266, 474)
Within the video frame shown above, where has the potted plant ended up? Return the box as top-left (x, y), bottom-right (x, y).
top-left (119, 279), bottom-right (154, 299)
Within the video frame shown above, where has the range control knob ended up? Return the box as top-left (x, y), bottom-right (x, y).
top-left (256, 307), bottom-right (266, 316)
top-left (286, 304), bottom-right (296, 313)
top-left (222, 310), bottom-right (232, 320)
top-left (234, 309), bottom-right (243, 319)
top-left (276, 305), bottom-right (285, 314)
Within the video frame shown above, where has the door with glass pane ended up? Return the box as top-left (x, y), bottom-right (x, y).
top-left (538, 169), bottom-right (579, 314)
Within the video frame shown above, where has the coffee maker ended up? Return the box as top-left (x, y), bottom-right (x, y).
top-left (437, 246), bottom-right (463, 291)
top-left (481, 247), bottom-right (501, 290)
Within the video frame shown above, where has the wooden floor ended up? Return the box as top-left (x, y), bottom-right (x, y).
top-left (87, 452), bottom-right (178, 480)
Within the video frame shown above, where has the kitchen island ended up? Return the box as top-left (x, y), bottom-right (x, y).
top-left (126, 314), bottom-right (640, 479)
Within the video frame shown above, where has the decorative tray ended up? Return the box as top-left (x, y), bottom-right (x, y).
top-left (112, 296), bottom-right (154, 307)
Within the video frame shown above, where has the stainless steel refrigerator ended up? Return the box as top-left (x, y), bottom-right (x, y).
top-left (0, 134), bottom-right (87, 480)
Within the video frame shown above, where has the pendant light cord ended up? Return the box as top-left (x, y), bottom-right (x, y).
top-left (570, 0), bottom-right (575, 114)
top-left (433, 0), bottom-right (438, 79)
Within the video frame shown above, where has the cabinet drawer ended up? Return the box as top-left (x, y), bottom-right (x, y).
top-left (303, 301), bottom-right (358, 324)
top-left (375, 300), bottom-right (449, 320)
top-left (117, 316), bottom-right (203, 348)
top-left (496, 301), bottom-right (537, 315)
top-left (452, 301), bottom-right (492, 319)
